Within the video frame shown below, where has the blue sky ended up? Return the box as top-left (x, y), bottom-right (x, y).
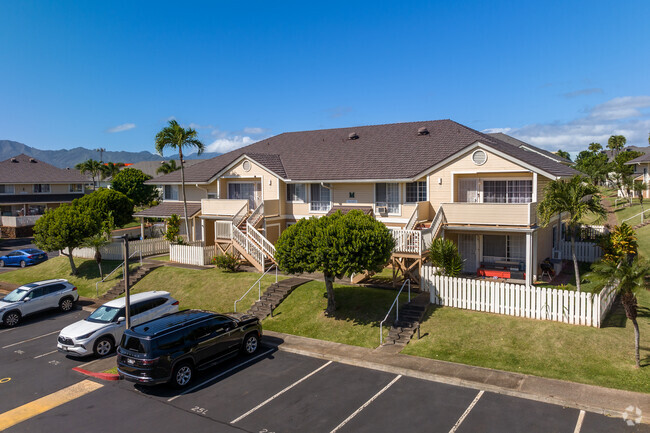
top-left (1, 0), bottom-right (649, 158)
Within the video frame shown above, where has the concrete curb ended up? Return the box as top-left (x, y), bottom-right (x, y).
top-left (72, 367), bottom-right (121, 381)
top-left (262, 330), bottom-right (650, 424)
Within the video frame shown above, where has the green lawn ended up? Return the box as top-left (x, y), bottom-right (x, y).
top-left (0, 256), bottom-right (137, 298)
top-left (403, 288), bottom-right (650, 393)
top-left (613, 200), bottom-right (649, 225)
top-left (263, 281), bottom-right (409, 348)
top-left (130, 266), bottom-right (287, 313)
top-left (149, 255), bottom-right (170, 261)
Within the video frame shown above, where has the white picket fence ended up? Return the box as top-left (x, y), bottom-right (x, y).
top-left (422, 265), bottom-right (617, 327)
top-left (73, 238), bottom-right (170, 261)
top-left (169, 244), bottom-right (216, 266)
top-left (559, 240), bottom-right (602, 262)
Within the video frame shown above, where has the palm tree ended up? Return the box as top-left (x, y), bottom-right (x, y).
top-left (633, 181), bottom-right (647, 212)
top-left (156, 159), bottom-right (180, 175)
top-left (82, 233), bottom-right (110, 279)
top-left (587, 257), bottom-right (650, 368)
top-left (429, 238), bottom-right (463, 277)
top-left (538, 175), bottom-right (606, 291)
top-left (75, 159), bottom-right (103, 190)
top-left (100, 162), bottom-right (124, 180)
top-left (155, 120), bottom-right (204, 238)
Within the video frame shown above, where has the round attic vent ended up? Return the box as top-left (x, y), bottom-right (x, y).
top-left (242, 160), bottom-right (251, 172)
top-left (472, 149), bottom-right (487, 166)
top-left (348, 132), bottom-right (359, 140)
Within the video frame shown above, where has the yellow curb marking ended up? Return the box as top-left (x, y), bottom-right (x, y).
top-left (0, 379), bottom-right (103, 430)
top-left (0, 378), bottom-right (10, 384)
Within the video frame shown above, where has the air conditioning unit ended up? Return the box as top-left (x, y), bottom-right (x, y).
top-left (376, 206), bottom-right (388, 215)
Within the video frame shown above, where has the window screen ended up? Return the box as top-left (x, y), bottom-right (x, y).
top-left (287, 184), bottom-right (306, 202)
top-left (483, 235), bottom-right (506, 258)
top-left (405, 181), bottom-right (427, 203)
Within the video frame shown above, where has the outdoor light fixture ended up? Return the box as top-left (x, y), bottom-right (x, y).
top-left (438, 178), bottom-right (442, 185)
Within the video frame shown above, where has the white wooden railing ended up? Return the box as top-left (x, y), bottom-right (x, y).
top-left (0, 215), bottom-right (41, 227)
top-left (247, 222), bottom-right (276, 259)
top-left (232, 202), bottom-right (249, 228)
top-left (422, 265), bottom-right (616, 328)
top-left (421, 206), bottom-right (446, 251)
top-left (391, 229), bottom-right (423, 254)
top-left (169, 243), bottom-right (215, 266)
top-left (559, 240), bottom-right (602, 263)
top-left (73, 238), bottom-right (170, 261)
top-left (215, 221), bottom-right (233, 239)
top-left (232, 224), bottom-right (266, 269)
top-left (248, 202), bottom-right (264, 228)
top-left (404, 207), bottom-right (418, 230)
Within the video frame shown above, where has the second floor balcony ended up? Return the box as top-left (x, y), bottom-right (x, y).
top-left (441, 202), bottom-right (538, 227)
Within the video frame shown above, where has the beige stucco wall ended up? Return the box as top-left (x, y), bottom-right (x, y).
top-left (222, 158), bottom-right (280, 201)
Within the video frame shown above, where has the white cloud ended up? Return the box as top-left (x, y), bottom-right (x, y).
top-left (206, 135), bottom-right (257, 153)
top-left (243, 127), bottom-right (267, 135)
top-left (106, 123), bottom-right (136, 133)
top-left (484, 96), bottom-right (650, 152)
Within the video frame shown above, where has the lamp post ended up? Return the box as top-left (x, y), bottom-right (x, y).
top-left (113, 235), bottom-right (131, 329)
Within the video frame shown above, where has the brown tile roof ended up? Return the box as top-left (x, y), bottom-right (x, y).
top-left (150, 120), bottom-right (579, 184)
top-left (133, 202), bottom-right (202, 218)
top-left (0, 154), bottom-right (88, 184)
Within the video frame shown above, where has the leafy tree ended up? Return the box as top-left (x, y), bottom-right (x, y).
top-left (33, 204), bottom-right (99, 275)
top-left (75, 159), bottom-right (103, 189)
top-left (164, 214), bottom-right (183, 244)
top-left (81, 212), bottom-right (115, 279)
top-left (111, 168), bottom-right (159, 207)
top-left (538, 175), bottom-right (606, 291)
top-left (556, 149), bottom-right (571, 161)
top-left (275, 210), bottom-right (395, 314)
top-left (100, 162), bottom-right (124, 180)
top-left (575, 150), bottom-right (609, 185)
top-left (157, 159), bottom-right (180, 175)
top-left (75, 188), bottom-right (134, 228)
top-left (155, 120), bottom-right (205, 238)
top-left (429, 238), bottom-right (463, 277)
top-left (588, 142), bottom-right (602, 153)
top-left (607, 135), bottom-right (626, 157)
top-left (587, 256), bottom-right (650, 368)
top-left (608, 150), bottom-right (643, 200)
top-left (633, 182), bottom-right (647, 211)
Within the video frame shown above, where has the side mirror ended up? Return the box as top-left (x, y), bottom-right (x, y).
top-left (23, 297), bottom-right (31, 302)
top-left (117, 317), bottom-right (126, 323)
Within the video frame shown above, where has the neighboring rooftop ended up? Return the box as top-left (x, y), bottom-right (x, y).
top-left (605, 146), bottom-right (650, 162)
top-left (0, 154), bottom-right (88, 184)
top-left (133, 201), bottom-right (201, 219)
top-left (151, 120), bottom-right (579, 185)
top-left (125, 159), bottom-right (203, 178)
top-left (486, 132), bottom-right (573, 165)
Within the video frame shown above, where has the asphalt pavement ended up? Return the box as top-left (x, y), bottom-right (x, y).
top-left (0, 308), bottom-right (647, 432)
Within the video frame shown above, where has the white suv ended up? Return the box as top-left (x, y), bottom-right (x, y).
top-left (0, 279), bottom-right (78, 327)
top-left (57, 291), bottom-right (179, 357)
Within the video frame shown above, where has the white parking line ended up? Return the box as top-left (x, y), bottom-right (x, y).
top-left (573, 410), bottom-right (586, 433)
top-left (0, 328), bottom-right (15, 335)
top-left (34, 350), bottom-right (58, 359)
top-left (330, 375), bottom-right (402, 433)
top-left (448, 390), bottom-right (484, 433)
top-left (2, 331), bottom-right (59, 349)
top-left (230, 360), bottom-right (333, 424)
top-left (167, 349), bottom-right (275, 402)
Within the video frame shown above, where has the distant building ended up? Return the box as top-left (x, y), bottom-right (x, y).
top-left (0, 154), bottom-right (88, 238)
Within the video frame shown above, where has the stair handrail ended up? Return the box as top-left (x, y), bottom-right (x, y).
top-left (421, 206), bottom-right (446, 252)
top-left (232, 223), bottom-right (267, 269)
top-left (232, 202), bottom-right (249, 228)
top-left (246, 222), bottom-right (276, 259)
top-left (234, 264), bottom-right (278, 312)
top-left (248, 202), bottom-right (265, 228)
top-left (405, 206), bottom-right (418, 230)
top-left (94, 249), bottom-right (140, 297)
top-left (379, 279), bottom-right (411, 345)
top-left (622, 207), bottom-right (650, 224)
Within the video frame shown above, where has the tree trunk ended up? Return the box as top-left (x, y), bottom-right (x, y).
top-left (95, 250), bottom-right (103, 279)
top-left (179, 148), bottom-right (191, 242)
top-left (324, 272), bottom-right (336, 315)
top-left (571, 229), bottom-right (581, 292)
top-left (632, 316), bottom-right (641, 368)
top-left (66, 247), bottom-right (77, 275)
top-left (622, 292), bottom-right (640, 368)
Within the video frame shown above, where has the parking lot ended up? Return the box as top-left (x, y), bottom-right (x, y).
top-left (0, 308), bottom-right (648, 432)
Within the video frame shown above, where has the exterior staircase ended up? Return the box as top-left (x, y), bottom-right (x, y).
top-left (99, 263), bottom-right (162, 301)
top-left (246, 277), bottom-right (311, 320)
top-left (379, 292), bottom-right (429, 352)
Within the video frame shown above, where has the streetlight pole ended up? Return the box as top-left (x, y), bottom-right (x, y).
top-left (114, 235), bottom-right (131, 329)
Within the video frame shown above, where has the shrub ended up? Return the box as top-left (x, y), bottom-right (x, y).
top-left (213, 253), bottom-right (240, 272)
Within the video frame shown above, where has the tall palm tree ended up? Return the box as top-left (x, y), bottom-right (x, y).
top-left (155, 120), bottom-right (204, 238)
top-left (156, 159), bottom-right (180, 175)
top-left (100, 162), bottom-right (124, 180)
top-left (587, 257), bottom-right (650, 368)
top-left (538, 175), bottom-right (606, 291)
top-left (75, 159), bottom-right (103, 190)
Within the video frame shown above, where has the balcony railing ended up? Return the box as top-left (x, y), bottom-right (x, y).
top-left (0, 215), bottom-right (41, 227)
top-left (310, 201), bottom-right (331, 212)
top-left (441, 202), bottom-right (537, 226)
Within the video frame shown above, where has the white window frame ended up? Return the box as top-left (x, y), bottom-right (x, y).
top-left (0, 184), bottom-right (15, 194)
top-left (309, 183), bottom-right (332, 213)
top-left (405, 180), bottom-right (427, 203)
top-left (164, 185), bottom-right (179, 201)
top-left (33, 184), bottom-right (50, 194)
top-left (286, 183), bottom-right (307, 203)
top-left (69, 184), bottom-right (83, 193)
top-left (374, 183), bottom-right (400, 215)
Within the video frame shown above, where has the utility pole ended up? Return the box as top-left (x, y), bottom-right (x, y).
top-left (96, 147), bottom-right (106, 163)
top-left (114, 235), bottom-right (131, 328)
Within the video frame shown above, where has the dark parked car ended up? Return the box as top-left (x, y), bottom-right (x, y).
top-left (0, 249), bottom-right (48, 268)
top-left (117, 309), bottom-right (262, 388)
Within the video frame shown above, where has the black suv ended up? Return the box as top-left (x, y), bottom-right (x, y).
top-left (117, 309), bottom-right (262, 387)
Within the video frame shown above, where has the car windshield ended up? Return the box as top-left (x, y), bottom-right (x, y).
top-left (87, 306), bottom-right (123, 323)
top-left (24, 249), bottom-right (42, 254)
top-left (3, 288), bottom-right (29, 302)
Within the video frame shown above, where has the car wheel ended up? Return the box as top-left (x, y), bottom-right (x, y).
top-left (3, 311), bottom-right (21, 327)
top-left (19, 261), bottom-right (26, 268)
top-left (0, 260), bottom-right (4, 267)
top-left (172, 362), bottom-right (194, 388)
top-left (242, 333), bottom-right (259, 355)
top-left (59, 297), bottom-right (74, 312)
top-left (93, 336), bottom-right (114, 357)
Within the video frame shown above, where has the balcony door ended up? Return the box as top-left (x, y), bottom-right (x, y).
top-left (458, 234), bottom-right (478, 273)
top-left (228, 182), bottom-right (261, 209)
top-left (458, 179), bottom-right (479, 203)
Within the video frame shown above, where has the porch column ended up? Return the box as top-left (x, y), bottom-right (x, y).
top-left (201, 218), bottom-right (206, 243)
top-left (140, 217), bottom-right (145, 240)
top-left (525, 232), bottom-right (533, 286)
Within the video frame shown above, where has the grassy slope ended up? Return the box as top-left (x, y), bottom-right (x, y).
top-left (130, 266), bottom-right (287, 313)
top-left (263, 281), bottom-right (408, 348)
top-left (0, 256), bottom-right (136, 298)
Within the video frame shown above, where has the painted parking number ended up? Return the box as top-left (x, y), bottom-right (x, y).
top-left (0, 377), bottom-right (10, 384)
top-left (259, 429), bottom-right (275, 433)
top-left (191, 406), bottom-right (208, 415)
